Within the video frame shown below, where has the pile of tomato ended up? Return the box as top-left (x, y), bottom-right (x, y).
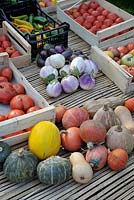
top-left (0, 66), bottom-right (42, 138)
top-left (65, 1), bottom-right (124, 35)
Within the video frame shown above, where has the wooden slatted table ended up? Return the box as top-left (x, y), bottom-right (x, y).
top-left (0, 29), bottom-right (134, 200)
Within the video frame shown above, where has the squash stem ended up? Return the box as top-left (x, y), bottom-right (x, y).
top-left (18, 148), bottom-right (24, 157)
top-left (87, 142), bottom-right (94, 150)
top-left (103, 104), bottom-right (108, 111)
top-left (0, 147), bottom-right (3, 152)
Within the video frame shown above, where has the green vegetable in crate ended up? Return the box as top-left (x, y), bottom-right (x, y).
top-left (33, 16), bottom-right (48, 25)
top-left (121, 54), bottom-right (134, 66)
top-left (37, 156), bottom-right (71, 185)
top-left (3, 148), bottom-right (38, 183)
top-left (10, 14), bottom-right (28, 21)
top-left (0, 141), bottom-right (11, 163)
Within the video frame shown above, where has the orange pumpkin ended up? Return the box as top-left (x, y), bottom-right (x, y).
top-left (125, 98), bottom-right (134, 112)
top-left (107, 149), bottom-right (128, 171)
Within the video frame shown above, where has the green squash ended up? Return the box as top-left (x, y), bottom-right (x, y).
top-left (3, 148), bottom-right (38, 183)
top-left (0, 141), bottom-right (11, 163)
top-left (37, 156), bottom-right (71, 185)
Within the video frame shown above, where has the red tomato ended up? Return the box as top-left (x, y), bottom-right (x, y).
top-left (101, 24), bottom-right (109, 29)
top-left (79, 8), bottom-right (86, 15)
top-left (26, 106), bottom-right (41, 113)
top-left (97, 15), bottom-right (105, 22)
top-left (107, 13), bottom-right (118, 21)
top-left (25, 126), bottom-right (33, 132)
top-left (0, 67), bottom-right (13, 81)
top-left (115, 17), bottom-right (124, 24)
top-left (91, 10), bottom-right (100, 17)
top-left (12, 83), bottom-right (25, 94)
top-left (64, 10), bottom-right (71, 15)
top-left (127, 43), bottom-right (134, 51)
top-left (0, 76), bottom-right (8, 82)
top-left (83, 12), bottom-right (89, 19)
top-left (61, 127), bottom-right (83, 151)
top-left (0, 82), bottom-right (17, 104)
top-left (79, 3), bottom-right (88, 11)
top-left (0, 35), bottom-right (9, 42)
top-left (0, 47), bottom-right (4, 53)
top-left (83, 20), bottom-right (92, 29)
top-left (7, 109), bottom-right (25, 119)
top-left (125, 66), bottom-right (134, 80)
top-left (10, 94), bottom-right (35, 111)
top-left (10, 51), bottom-right (22, 58)
top-left (75, 16), bottom-right (84, 25)
top-left (96, 6), bottom-right (104, 13)
top-left (2, 130), bottom-right (23, 138)
top-left (117, 46), bottom-right (128, 54)
top-left (102, 9), bottom-right (110, 16)
top-left (6, 46), bottom-right (16, 56)
top-left (89, 26), bottom-right (99, 34)
top-left (86, 15), bottom-right (96, 23)
top-left (103, 18), bottom-right (113, 27)
top-left (88, 1), bottom-right (99, 9)
top-left (93, 20), bottom-right (102, 28)
top-left (119, 29), bottom-right (130, 35)
top-left (0, 114), bottom-right (7, 122)
top-left (87, 8), bottom-right (94, 14)
top-left (73, 12), bottom-right (81, 19)
top-left (2, 41), bottom-right (11, 49)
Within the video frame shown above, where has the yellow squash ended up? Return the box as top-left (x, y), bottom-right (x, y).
top-left (28, 121), bottom-right (61, 160)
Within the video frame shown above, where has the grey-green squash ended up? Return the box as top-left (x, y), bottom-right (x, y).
top-left (0, 141), bottom-right (11, 163)
top-left (3, 148), bottom-right (38, 183)
top-left (37, 156), bottom-right (71, 185)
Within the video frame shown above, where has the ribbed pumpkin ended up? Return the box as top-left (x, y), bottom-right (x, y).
top-left (0, 141), bottom-right (11, 163)
top-left (28, 121), bottom-right (61, 160)
top-left (106, 123), bottom-right (134, 154)
top-left (93, 104), bottom-right (118, 131)
top-left (3, 148), bottom-right (38, 183)
top-left (85, 145), bottom-right (108, 171)
top-left (37, 156), bottom-right (71, 185)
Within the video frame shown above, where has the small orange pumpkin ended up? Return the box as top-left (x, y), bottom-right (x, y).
top-left (125, 98), bottom-right (134, 112)
top-left (107, 148), bottom-right (128, 171)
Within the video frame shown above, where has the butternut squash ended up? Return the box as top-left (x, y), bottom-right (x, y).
top-left (114, 106), bottom-right (134, 135)
top-left (69, 152), bottom-right (93, 184)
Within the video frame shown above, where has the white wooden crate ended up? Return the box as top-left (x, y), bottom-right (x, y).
top-left (0, 21), bottom-right (31, 68)
top-left (57, 0), bottom-right (134, 47)
top-left (0, 52), bottom-right (55, 146)
top-left (89, 38), bottom-right (134, 94)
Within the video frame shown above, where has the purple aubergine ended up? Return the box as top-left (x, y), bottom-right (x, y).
top-left (48, 48), bottom-right (57, 56)
top-left (40, 50), bottom-right (48, 60)
top-left (55, 44), bottom-right (65, 53)
top-left (61, 75), bottom-right (79, 93)
top-left (62, 48), bottom-right (73, 60)
top-left (79, 73), bottom-right (95, 90)
top-left (46, 79), bottom-right (62, 97)
top-left (36, 56), bottom-right (45, 68)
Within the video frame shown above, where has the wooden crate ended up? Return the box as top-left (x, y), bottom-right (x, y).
top-left (90, 38), bottom-right (134, 94)
top-left (0, 21), bottom-right (31, 68)
top-left (0, 52), bottom-right (55, 146)
top-left (57, 0), bottom-right (134, 47)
